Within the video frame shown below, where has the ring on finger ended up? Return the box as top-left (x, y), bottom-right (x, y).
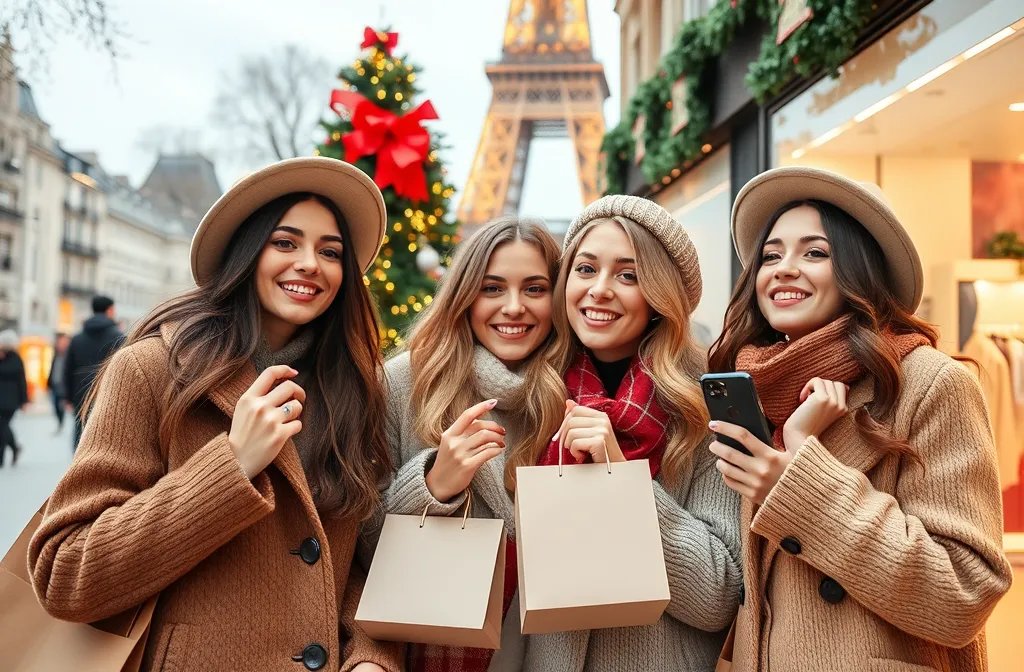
top-left (282, 403), bottom-right (291, 415)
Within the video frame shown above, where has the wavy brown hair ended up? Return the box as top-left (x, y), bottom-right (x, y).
top-left (85, 192), bottom-right (391, 520)
top-left (552, 216), bottom-right (710, 486)
top-left (708, 199), bottom-right (938, 462)
top-left (405, 216), bottom-right (565, 491)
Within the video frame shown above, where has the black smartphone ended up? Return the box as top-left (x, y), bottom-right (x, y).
top-left (700, 372), bottom-right (773, 457)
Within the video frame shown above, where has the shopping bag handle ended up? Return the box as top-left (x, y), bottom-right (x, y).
top-left (557, 436), bottom-right (612, 477)
top-left (420, 488), bottom-right (473, 529)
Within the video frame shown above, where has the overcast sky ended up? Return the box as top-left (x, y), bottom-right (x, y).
top-left (18, 0), bottom-right (621, 221)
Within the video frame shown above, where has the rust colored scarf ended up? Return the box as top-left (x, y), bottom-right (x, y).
top-left (734, 315), bottom-right (928, 448)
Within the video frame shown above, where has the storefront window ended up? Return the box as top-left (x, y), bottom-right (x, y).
top-left (770, 0), bottom-right (1024, 543)
top-left (653, 146), bottom-right (731, 347)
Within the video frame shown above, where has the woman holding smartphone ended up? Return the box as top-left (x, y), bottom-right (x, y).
top-left (533, 195), bottom-right (741, 670)
top-left (29, 158), bottom-right (400, 672)
top-left (708, 166), bottom-right (1013, 670)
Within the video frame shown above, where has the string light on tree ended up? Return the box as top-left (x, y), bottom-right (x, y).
top-left (317, 25), bottom-right (461, 350)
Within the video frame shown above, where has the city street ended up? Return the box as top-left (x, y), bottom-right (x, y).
top-left (0, 401), bottom-right (74, 553)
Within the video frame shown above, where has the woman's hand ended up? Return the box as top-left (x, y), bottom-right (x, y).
top-left (554, 400), bottom-right (626, 465)
top-left (228, 365), bottom-right (306, 479)
top-left (425, 399), bottom-right (506, 502)
top-left (709, 377), bottom-right (849, 504)
top-left (708, 421), bottom-right (790, 504)
top-left (782, 378), bottom-right (849, 452)
top-left (351, 663), bottom-right (386, 672)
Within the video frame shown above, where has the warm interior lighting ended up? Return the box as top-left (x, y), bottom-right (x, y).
top-left (70, 172), bottom-right (96, 188)
top-left (907, 60), bottom-right (958, 92)
top-left (788, 23), bottom-right (1019, 160)
top-left (964, 27), bottom-right (1015, 59)
top-left (853, 94), bottom-right (900, 122)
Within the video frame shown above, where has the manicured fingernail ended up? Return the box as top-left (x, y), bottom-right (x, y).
top-left (498, 427), bottom-right (507, 435)
top-left (487, 399), bottom-right (498, 408)
top-left (552, 431), bottom-right (560, 442)
top-left (709, 421), bottom-right (719, 430)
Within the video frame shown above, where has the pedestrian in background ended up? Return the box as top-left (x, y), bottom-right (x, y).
top-left (0, 329), bottom-right (28, 467)
top-left (48, 332), bottom-right (71, 436)
top-left (64, 295), bottom-right (124, 450)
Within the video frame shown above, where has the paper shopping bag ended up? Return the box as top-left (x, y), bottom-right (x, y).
top-left (0, 501), bottom-right (157, 672)
top-left (514, 458), bottom-right (670, 634)
top-left (356, 491), bottom-right (506, 649)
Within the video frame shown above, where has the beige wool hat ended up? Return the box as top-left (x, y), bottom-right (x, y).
top-left (190, 157), bottom-right (386, 286)
top-left (731, 166), bottom-right (924, 311)
top-left (564, 195), bottom-right (703, 310)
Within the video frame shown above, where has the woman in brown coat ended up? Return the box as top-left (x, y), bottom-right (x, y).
top-left (28, 158), bottom-right (402, 672)
top-left (708, 166), bottom-right (1013, 671)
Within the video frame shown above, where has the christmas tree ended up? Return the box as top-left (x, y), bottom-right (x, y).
top-left (317, 27), bottom-right (460, 350)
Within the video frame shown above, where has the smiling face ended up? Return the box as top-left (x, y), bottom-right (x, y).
top-left (469, 240), bottom-right (554, 366)
top-left (755, 204), bottom-right (845, 341)
top-left (255, 198), bottom-right (344, 348)
top-left (564, 220), bottom-right (653, 362)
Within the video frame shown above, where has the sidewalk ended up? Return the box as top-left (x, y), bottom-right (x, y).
top-left (0, 398), bottom-right (75, 553)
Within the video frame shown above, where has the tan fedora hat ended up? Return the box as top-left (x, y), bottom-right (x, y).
top-left (190, 157), bottom-right (386, 286)
top-left (731, 166), bottom-right (923, 311)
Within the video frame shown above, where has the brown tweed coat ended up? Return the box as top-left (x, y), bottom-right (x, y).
top-left (733, 346), bottom-right (1013, 671)
top-left (27, 327), bottom-right (402, 671)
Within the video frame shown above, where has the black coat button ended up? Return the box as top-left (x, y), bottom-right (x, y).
top-left (780, 537), bottom-right (802, 555)
top-left (819, 577), bottom-right (846, 604)
top-left (301, 643), bottom-right (328, 670)
top-left (298, 537), bottom-right (321, 565)
top-left (739, 583), bottom-right (745, 606)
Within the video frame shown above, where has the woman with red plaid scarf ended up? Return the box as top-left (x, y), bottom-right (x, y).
top-left (521, 195), bottom-right (742, 670)
top-left (361, 216), bottom-right (567, 671)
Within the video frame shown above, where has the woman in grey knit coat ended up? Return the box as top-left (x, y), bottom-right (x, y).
top-left (362, 216), bottom-right (566, 671)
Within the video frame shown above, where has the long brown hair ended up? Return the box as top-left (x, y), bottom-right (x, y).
top-left (86, 192), bottom-right (391, 520)
top-left (708, 199), bottom-right (938, 460)
top-left (405, 216), bottom-right (565, 491)
top-left (552, 216), bottom-right (710, 485)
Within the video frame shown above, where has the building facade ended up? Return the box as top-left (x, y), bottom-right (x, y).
top-left (612, 0), bottom-right (1024, 661)
top-left (1, 35), bottom-right (211, 394)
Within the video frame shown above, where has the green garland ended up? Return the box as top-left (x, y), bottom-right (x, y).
top-left (603, 0), bottom-right (875, 194)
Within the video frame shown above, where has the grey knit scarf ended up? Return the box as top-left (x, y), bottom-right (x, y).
top-left (472, 344), bottom-right (528, 411)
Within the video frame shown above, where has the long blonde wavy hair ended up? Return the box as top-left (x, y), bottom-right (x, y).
top-left (551, 216), bottom-right (710, 485)
top-left (406, 216), bottom-right (566, 490)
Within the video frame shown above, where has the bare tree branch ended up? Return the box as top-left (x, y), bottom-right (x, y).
top-left (210, 44), bottom-right (331, 166)
top-left (1, 0), bottom-right (129, 82)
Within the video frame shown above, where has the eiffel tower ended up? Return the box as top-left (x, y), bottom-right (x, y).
top-left (458, 0), bottom-right (609, 236)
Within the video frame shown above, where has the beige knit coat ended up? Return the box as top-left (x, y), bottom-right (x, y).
top-left (27, 327), bottom-right (403, 672)
top-left (733, 345), bottom-right (1013, 671)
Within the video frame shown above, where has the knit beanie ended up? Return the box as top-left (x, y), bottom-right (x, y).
top-left (564, 195), bottom-right (702, 310)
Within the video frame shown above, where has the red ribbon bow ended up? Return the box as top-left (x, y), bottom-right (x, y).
top-left (330, 89), bottom-right (438, 202)
top-left (361, 27), bottom-right (399, 56)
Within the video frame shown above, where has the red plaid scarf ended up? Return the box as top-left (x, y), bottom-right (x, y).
top-left (409, 353), bottom-right (670, 672)
top-left (539, 351), bottom-right (670, 473)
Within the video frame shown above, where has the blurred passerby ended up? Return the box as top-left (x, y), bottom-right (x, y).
top-left (64, 296), bottom-right (124, 450)
top-left (0, 329), bottom-right (29, 467)
top-left (48, 333), bottom-right (71, 435)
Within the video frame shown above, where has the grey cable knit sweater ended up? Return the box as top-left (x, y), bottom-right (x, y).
top-left (361, 347), bottom-right (743, 671)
